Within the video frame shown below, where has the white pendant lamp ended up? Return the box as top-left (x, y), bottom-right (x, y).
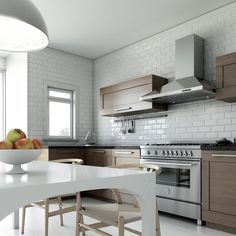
top-left (0, 0), bottom-right (49, 52)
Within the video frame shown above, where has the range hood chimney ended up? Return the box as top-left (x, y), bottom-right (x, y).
top-left (141, 34), bottom-right (215, 104)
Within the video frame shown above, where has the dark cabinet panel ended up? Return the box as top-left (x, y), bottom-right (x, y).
top-left (210, 162), bottom-right (236, 215)
top-left (100, 74), bottom-right (168, 116)
top-left (202, 151), bottom-right (236, 234)
top-left (49, 148), bottom-right (86, 162)
top-left (85, 149), bottom-right (114, 200)
top-left (216, 52), bottom-right (236, 102)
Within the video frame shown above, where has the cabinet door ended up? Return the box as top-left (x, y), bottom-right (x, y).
top-left (216, 52), bottom-right (236, 102)
top-left (86, 149), bottom-right (113, 200)
top-left (100, 75), bottom-right (167, 116)
top-left (113, 149), bottom-right (140, 204)
top-left (86, 149), bottom-right (113, 166)
top-left (49, 148), bottom-right (86, 162)
top-left (210, 162), bottom-right (236, 215)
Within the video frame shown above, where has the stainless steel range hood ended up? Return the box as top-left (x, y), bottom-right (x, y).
top-left (141, 34), bottom-right (215, 104)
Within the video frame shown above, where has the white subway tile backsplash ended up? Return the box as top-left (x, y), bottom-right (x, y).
top-left (94, 2), bottom-right (236, 144)
top-left (218, 119), bottom-right (232, 125)
top-left (28, 48), bottom-right (94, 143)
top-left (205, 120), bottom-right (218, 126)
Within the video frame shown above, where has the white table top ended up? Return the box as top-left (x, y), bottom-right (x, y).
top-left (0, 161), bottom-right (157, 235)
top-left (0, 161), bottom-right (149, 189)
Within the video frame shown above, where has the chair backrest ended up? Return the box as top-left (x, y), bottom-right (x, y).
top-left (111, 163), bottom-right (161, 175)
top-left (110, 163), bottom-right (161, 204)
top-left (52, 158), bottom-right (84, 165)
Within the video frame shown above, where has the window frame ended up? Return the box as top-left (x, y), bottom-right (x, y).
top-left (44, 81), bottom-right (78, 141)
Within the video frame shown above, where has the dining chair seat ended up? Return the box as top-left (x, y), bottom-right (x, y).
top-left (75, 163), bottom-right (161, 236)
top-left (21, 158), bottom-right (84, 236)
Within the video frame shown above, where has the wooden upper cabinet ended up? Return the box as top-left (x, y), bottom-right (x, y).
top-left (100, 75), bottom-right (168, 116)
top-left (216, 52), bottom-right (236, 102)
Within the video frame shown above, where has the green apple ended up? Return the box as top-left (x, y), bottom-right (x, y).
top-left (6, 129), bottom-right (26, 143)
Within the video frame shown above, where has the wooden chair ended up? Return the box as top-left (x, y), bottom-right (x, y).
top-left (21, 158), bottom-right (84, 236)
top-left (75, 163), bottom-right (161, 236)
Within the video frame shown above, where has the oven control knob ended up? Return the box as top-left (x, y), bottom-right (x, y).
top-left (177, 151), bottom-right (182, 156)
top-left (169, 151), bottom-right (173, 156)
top-left (160, 150), bottom-right (164, 156)
top-left (146, 150), bottom-right (150, 155)
top-left (164, 150), bottom-right (169, 156)
top-left (188, 151), bottom-right (193, 157)
top-left (154, 150), bottom-right (158, 155)
top-left (182, 151), bottom-right (187, 157)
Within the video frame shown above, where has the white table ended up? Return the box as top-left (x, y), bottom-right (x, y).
top-left (0, 161), bottom-right (156, 235)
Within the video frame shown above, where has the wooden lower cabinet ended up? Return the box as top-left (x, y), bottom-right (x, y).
top-left (48, 147), bottom-right (141, 202)
top-left (202, 150), bottom-right (236, 234)
top-left (49, 148), bottom-right (86, 162)
top-left (113, 149), bottom-right (140, 204)
top-left (85, 149), bottom-right (114, 200)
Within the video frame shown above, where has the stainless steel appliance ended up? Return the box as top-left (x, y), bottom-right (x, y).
top-left (140, 34), bottom-right (215, 104)
top-left (140, 144), bottom-right (202, 225)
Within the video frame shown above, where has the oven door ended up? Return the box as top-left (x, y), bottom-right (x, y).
top-left (140, 159), bottom-right (201, 203)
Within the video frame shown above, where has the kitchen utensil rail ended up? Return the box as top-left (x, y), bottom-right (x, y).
top-left (113, 113), bottom-right (167, 122)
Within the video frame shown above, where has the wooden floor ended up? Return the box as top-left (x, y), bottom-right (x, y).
top-left (0, 198), bottom-right (234, 236)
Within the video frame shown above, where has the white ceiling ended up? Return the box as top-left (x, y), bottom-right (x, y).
top-left (3, 0), bottom-right (236, 59)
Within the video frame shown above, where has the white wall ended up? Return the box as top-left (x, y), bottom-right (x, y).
top-left (0, 57), bottom-right (5, 70)
top-left (27, 48), bottom-right (94, 144)
top-left (94, 2), bottom-right (236, 145)
top-left (0, 64), bottom-right (5, 140)
top-left (5, 53), bottom-right (28, 135)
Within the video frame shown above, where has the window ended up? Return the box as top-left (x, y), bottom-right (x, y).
top-left (47, 87), bottom-right (74, 139)
top-left (0, 71), bottom-right (5, 140)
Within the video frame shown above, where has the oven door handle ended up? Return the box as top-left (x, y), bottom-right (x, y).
top-left (141, 161), bottom-right (197, 167)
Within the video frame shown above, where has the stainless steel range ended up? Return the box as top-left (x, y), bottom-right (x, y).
top-left (140, 144), bottom-right (202, 225)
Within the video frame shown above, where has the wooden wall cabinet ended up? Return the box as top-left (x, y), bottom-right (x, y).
top-left (216, 52), bottom-right (236, 102)
top-left (113, 149), bottom-right (140, 204)
top-left (100, 74), bottom-right (168, 116)
top-left (202, 150), bottom-right (236, 234)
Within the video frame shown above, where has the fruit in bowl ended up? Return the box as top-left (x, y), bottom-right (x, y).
top-left (6, 128), bottom-right (26, 143)
top-left (0, 140), bottom-right (13, 149)
top-left (0, 129), bottom-right (43, 174)
top-left (14, 138), bottom-right (34, 149)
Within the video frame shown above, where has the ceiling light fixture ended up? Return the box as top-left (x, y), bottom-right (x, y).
top-left (0, 0), bottom-right (49, 52)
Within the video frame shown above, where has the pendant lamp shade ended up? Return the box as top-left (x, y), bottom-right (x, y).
top-left (0, 0), bottom-right (49, 52)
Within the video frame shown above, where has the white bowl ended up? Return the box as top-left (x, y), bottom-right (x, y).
top-left (0, 150), bottom-right (43, 174)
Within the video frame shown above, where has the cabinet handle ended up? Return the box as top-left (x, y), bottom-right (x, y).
top-left (212, 154), bottom-right (236, 157)
top-left (115, 107), bottom-right (132, 112)
top-left (92, 150), bottom-right (106, 154)
top-left (115, 151), bottom-right (134, 155)
top-left (56, 151), bottom-right (77, 154)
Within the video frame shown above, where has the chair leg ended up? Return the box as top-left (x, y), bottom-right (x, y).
top-left (75, 192), bottom-right (82, 236)
top-left (81, 216), bottom-right (85, 236)
top-left (57, 197), bottom-right (64, 226)
top-left (118, 216), bottom-right (125, 236)
top-left (45, 199), bottom-right (49, 236)
top-left (21, 206), bottom-right (26, 234)
top-left (156, 209), bottom-right (161, 236)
